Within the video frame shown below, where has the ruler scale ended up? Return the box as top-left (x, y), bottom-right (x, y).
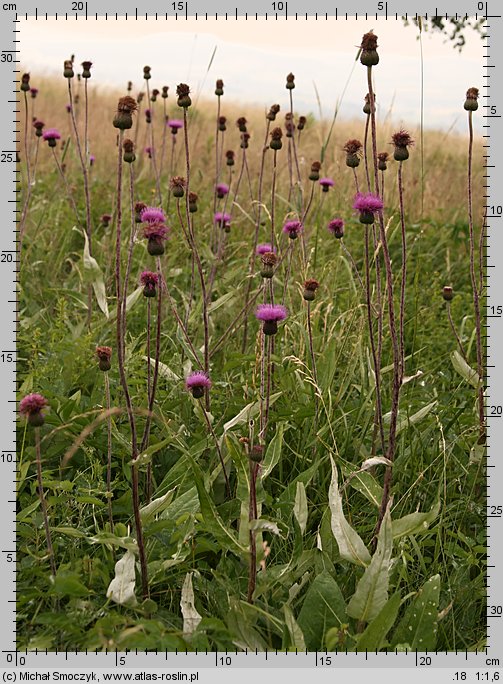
top-left (2, 1), bottom-right (501, 679)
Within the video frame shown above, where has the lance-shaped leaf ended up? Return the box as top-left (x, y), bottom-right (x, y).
top-left (181, 572), bottom-right (202, 637)
top-left (356, 591), bottom-right (402, 651)
top-left (329, 456), bottom-right (371, 567)
top-left (451, 350), bottom-right (480, 388)
top-left (297, 571), bottom-right (347, 651)
top-left (347, 501), bottom-right (393, 622)
top-left (283, 604), bottom-right (306, 650)
top-left (392, 574), bottom-right (441, 650)
top-left (106, 550), bottom-right (137, 606)
top-left (82, 230), bottom-right (108, 318)
top-left (391, 501), bottom-right (440, 539)
top-left (294, 481), bottom-right (308, 535)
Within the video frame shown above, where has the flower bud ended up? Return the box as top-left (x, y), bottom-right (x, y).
top-left (170, 176), bottom-right (186, 198)
top-left (135, 201), bottom-right (147, 223)
top-left (344, 139), bottom-right (362, 168)
top-left (250, 444), bottom-right (264, 463)
top-left (297, 115), bottom-right (307, 131)
top-left (240, 132), bottom-right (250, 149)
top-left (226, 150), bottom-right (235, 166)
top-left (377, 152), bottom-right (389, 171)
top-left (188, 191), bottom-right (198, 213)
top-left (96, 346), bottom-right (112, 372)
top-left (309, 161), bottom-right (321, 181)
top-left (218, 115), bottom-right (227, 132)
top-left (123, 138), bottom-right (136, 163)
top-left (442, 286), bottom-right (454, 302)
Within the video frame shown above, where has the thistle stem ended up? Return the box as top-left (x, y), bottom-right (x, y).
top-left (247, 461), bottom-right (259, 604)
top-left (104, 373), bottom-right (114, 531)
top-left (446, 302), bottom-right (468, 362)
top-left (200, 404), bottom-right (231, 499)
top-left (398, 161), bottom-right (407, 378)
top-left (145, 81), bottom-right (162, 205)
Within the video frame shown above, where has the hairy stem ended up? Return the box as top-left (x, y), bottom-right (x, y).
top-left (104, 373), bottom-right (114, 531)
top-left (35, 427), bottom-right (56, 575)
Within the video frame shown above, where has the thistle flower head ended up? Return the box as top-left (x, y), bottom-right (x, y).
top-left (140, 270), bottom-right (159, 287)
top-left (256, 243), bottom-right (276, 255)
top-left (114, 96), bottom-right (138, 130)
top-left (236, 116), bottom-right (247, 132)
top-left (30, 87), bottom-right (39, 98)
top-left (261, 251), bottom-right (278, 266)
top-left (216, 182), bottom-right (229, 196)
top-left (319, 177), bottom-right (334, 191)
top-left (215, 78), bottom-right (224, 95)
top-left (176, 83), bottom-right (191, 107)
top-left (343, 139), bottom-right (362, 155)
top-left (81, 60), bottom-right (92, 76)
top-left (170, 176), bottom-right (186, 193)
top-left (214, 212), bottom-right (231, 229)
top-left (141, 206), bottom-right (166, 223)
top-left (303, 279), bottom-right (320, 301)
top-left (360, 31), bottom-right (379, 66)
top-left (282, 220), bottom-right (303, 239)
top-left (464, 87), bottom-right (479, 111)
top-left (225, 150), bottom-right (235, 165)
top-left (96, 346), bottom-right (112, 372)
top-left (19, 393), bottom-right (48, 423)
top-left (65, 104), bottom-right (72, 113)
top-left (101, 213), bottom-right (112, 226)
top-left (378, 151), bottom-right (389, 162)
top-left (353, 192), bottom-right (384, 213)
top-left (168, 119), bottom-right (184, 131)
top-left (117, 96), bottom-right (138, 114)
top-left (162, 85), bottom-right (169, 98)
top-left (328, 218), bottom-right (345, 238)
top-left (286, 72), bottom-right (295, 89)
top-left (42, 128), bottom-right (61, 141)
top-left (391, 129), bottom-right (414, 148)
top-left (442, 286), bottom-right (454, 302)
top-left (21, 73), bottom-right (30, 91)
top-left (255, 304), bottom-right (287, 322)
top-left (186, 371), bottom-right (211, 398)
top-left (143, 222), bottom-right (169, 240)
top-left (361, 31), bottom-right (378, 51)
top-left (267, 104), bottom-right (280, 121)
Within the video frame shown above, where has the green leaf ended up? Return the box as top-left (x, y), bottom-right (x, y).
top-left (52, 571), bottom-right (89, 598)
top-left (249, 519), bottom-right (283, 536)
top-left (347, 471), bottom-right (382, 508)
top-left (106, 550), bottom-right (138, 606)
top-left (383, 401), bottom-right (437, 435)
top-left (329, 456), bottom-right (371, 567)
top-left (184, 450), bottom-right (247, 557)
top-left (283, 604), bottom-right (306, 650)
top-left (82, 229), bottom-right (108, 318)
top-left (392, 502), bottom-right (440, 539)
top-left (143, 358), bottom-right (180, 382)
top-left (181, 572), bottom-right (202, 637)
top-left (208, 291), bottom-right (235, 314)
top-left (261, 422), bottom-right (286, 480)
top-left (357, 592), bottom-right (402, 651)
top-left (451, 350), bottom-right (480, 388)
top-left (297, 571), bottom-right (347, 651)
top-left (294, 482), bottom-right (308, 535)
top-left (347, 501), bottom-right (393, 623)
top-left (223, 393), bottom-right (281, 433)
top-left (140, 489), bottom-right (175, 524)
top-left (88, 532), bottom-right (138, 553)
top-left (392, 574), bottom-right (441, 650)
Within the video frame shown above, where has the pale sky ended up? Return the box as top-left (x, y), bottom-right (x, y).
top-left (20, 17), bottom-right (483, 131)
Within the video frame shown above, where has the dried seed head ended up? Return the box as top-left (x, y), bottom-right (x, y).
top-left (140, 270), bottom-right (159, 298)
top-left (270, 126), bottom-right (283, 150)
top-left (309, 160), bottom-right (321, 181)
top-left (63, 60), bottom-right (74, 78)
top-left (240, 132), bottom-right (251, 149)
top-left (378, 151), bottom-right (389, 171)
top-left (127, 80), bottom-right (133, 92)
top-left (170, 175), bottom-right (186, 198)
top-left (143, 65), bottom-right (152, 80)
top-left (114, 96), bottom-right (138, 130)
top-left (81, 61), bottom-right (92, 78)
top-left (391, 129), bottom-right (414, 161)
top-left (303, 278), bottom-right (320, 301)
top-left (464, 86), bottom-right (479, 111)
top-left (215, 78), bottom-right (224, 96)
top-left (218, 115), bottom-right (227, 131)
top-left (33, 120), bottom-right (45, 137)
top-left (344, 138), bottom-right (363, 167)
top-left (134, 201), bottom-right (147, 222)
top-left (96, 345), bottom-right (112, 372)
top-left (151, 88), bottom-right (160, 101)
top-left (226, 149), bottom-right (235, 166)
top-left (176, 83), bottom-right (192, 108)
top-left (162, 85), bottom-right (169, 98)
top-left (286, 72), bottom-right (295, 89)
top-left (260, 251), bottom-right (278, 278)
top-left (123, 138), bottom-right (136, 163)
top-left (297, 115), bottom-right (307, 130)
top-left (267, 104), bottom-right (280, 121)
top-left (188, 191), bottom-right (198, 212)
top-left (360, 31), bottom-right (379, 66)
top-left (21, 73), bottom-right (30, 92)
top-left (236, 116), bottom-right (247, 132)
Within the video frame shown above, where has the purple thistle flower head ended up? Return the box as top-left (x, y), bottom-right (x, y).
top-left (19, 393), bottom-right (48, 427)
top-left (256, 304), bottom-right (287, 322)
top-left (30, 87), bottom-right (39, 97)
top-left (255, 304), bottom-right (288, 335)
top-left (214, 212), bottom-right (231, 230)
top-left (143, 222), bottom-right (169, 240)
top-left (319, 177), bottom-right (334, 190)
top-left (42, 128), bottom-right (61, 141)
top-left (256, 243), bottom-right (276, 256)
top-left (328, 218), bottom-right (345, 239)
top-left (141, 206), bottom-right (166, 223)
top-left (89, 154), bottom-right (95, 165)
top-left (140, 270), bottom-right (159, 286)
top-left (353, 192), bottom-right (383, 213)
top-left (216, 182), bottom-right (229, 197)
top-left (186, 371), bottom-right (212, 398)
top-left (169, 119), bottom-right (184, 132)
top-left (140, 270), bottom-right (159, 297)
top-left (353, 192), bottom-right (384, 225)
top-left (282, 220), bottom-right (303, 239)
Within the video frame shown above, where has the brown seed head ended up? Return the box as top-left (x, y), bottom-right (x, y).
top-left (216, 79), bottom-right (224, 89)
top-left (176, 83), bottom-right (190, 98)
top-left (117, 96), bottom-right (138, 114)
top-left (188, 191), bottom-right (198, 203)
top-left (96, 346), bottom-right (112, 362)
top-left (361, 31), bottom-right (378, 51)
top-left (343, 139), bottom-right (363, 156)
top-left (304, 279), bottom-right (320, 292)
top-left (391, 129), bottom-right (414, 148)
top-left (170, 176), bottom-right (186, 190)
top-left (378, 152), bottom-right (389, 162)
top-left (82, 61), bottom-right (92, 71)
top-left (466, 87), bottom-right (479, 101)
top-left (270, 127), bottom-right (283, 141)
top-left (311, 161), bottom-right (321, 172)
top-left (286, 72), bottom-right (295, 84)
top-left (123, 138), bottom-right (135, 153)
top-left (219, 116), bottom-right (227, 125)
top-left (267, 104), bottom-right (280, 121)
top-left (261, 252), bottom-right (278, 266)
